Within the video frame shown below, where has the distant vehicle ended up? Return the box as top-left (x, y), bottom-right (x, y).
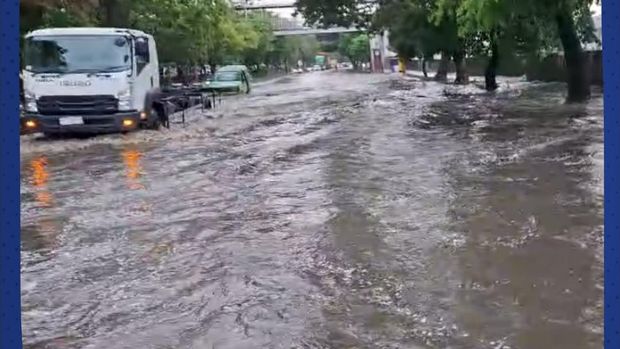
top-left (315, 55), bottom-right (326, 68)
top-left (291, 68), bottom-right (303, 74)
top-left (312, 65), bottom-right (322, 71)
top-left (223, 65), bottom-right (253, 82)
top-left (21, 27), bottom-right (165, 135)
top-left (203, 65), bottom-right (251, 94)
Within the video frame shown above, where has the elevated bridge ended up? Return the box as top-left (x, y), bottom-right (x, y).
top-left (232, 0), bottom-right (361, 36)
top-left (231, 0), bottom-right (388, 73)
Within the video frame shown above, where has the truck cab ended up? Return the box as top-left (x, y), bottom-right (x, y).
top-left (22, 27), bottom-right (163, 135)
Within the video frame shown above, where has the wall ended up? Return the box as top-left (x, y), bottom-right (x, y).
top-left (406, 50), bottom-right (603, 87)
top-left (408, 57), bottom-right (526, 77)
top-left (525, 51), bottom-right (603, 86)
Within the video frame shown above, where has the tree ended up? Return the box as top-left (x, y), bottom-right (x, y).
top-left (21, 0), bottom-right (130, 27)
top-left (131, 0), bottom-right (201, 64)
top-left (295, 0), bottom-right (374, 29)
top-left (289, 35), bottom-right (321, 66)
top-left (453, 0), bottom-right (597, 101)
top-left (21, 0), bottom-right (97, 35)
top-left (266, 36), bottom-right (320, 71)
top-left (372, 0), bottom-right (460, 81)
top-left (20, 0), bottom-right (328, 73)
top-left (100, 0), bottom-right (130, 27)
top-left (267, 37), bottom-right (294, 70)
top-left (377, 0), bottom-right (435, 79)
top-left (130, 0), bottom-right (260, 71)
top-left (20, 0), bottom-right (97, 63)
top-left (547, 0), bottom-right (595, 102)
top-left (454, 0), bottom-right (551, 90)
top-left (338, 33), bottom-right (370, 69)
top-left (432, 0), bottom-right (470, 84)
top-left (240, 11), bottom-right (275, 71)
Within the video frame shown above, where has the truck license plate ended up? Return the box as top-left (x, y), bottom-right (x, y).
top-left (59, 117), bottom-right (84, 125)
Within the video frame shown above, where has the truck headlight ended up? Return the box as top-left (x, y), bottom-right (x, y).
top-left (117, 88), bottom-right (133, 111)
top-left (24, 90), bottom-right (38, 113)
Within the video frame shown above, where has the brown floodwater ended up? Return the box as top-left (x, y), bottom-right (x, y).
top-left (20, 71), bottom-right (603, 349)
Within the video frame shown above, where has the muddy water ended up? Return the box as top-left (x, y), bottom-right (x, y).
top-left (20, 72), bottom-right (603, 349)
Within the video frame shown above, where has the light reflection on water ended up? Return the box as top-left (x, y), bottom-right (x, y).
top-left (29, 156), bottom-right (53, 208)
top-left (121, 148), bottom-right (145, 191)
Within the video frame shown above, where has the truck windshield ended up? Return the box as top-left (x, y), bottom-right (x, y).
top-left (24, 35), bottom-right (132, 74)
top-left (214, 71), bottom-right (241, 82)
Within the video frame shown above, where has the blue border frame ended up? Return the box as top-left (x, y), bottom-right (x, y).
top-left (0, 0), bottom-right (22, 348)
top-left (603, 0), bottom-right (619, 347)
top-left (0, 2), bottom-right (616, 349)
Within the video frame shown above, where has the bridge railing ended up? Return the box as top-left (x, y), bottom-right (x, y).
top-left (233, 1), bottom-right (360, 35)
top-left (232, 0), bottom-right (300, 10)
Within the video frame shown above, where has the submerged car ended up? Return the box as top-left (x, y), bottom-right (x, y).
top-left (204, 65), bottom-right (251, 94)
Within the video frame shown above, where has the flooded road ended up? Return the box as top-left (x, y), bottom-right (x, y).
top-left (21, 71), bottom-right (603, 349)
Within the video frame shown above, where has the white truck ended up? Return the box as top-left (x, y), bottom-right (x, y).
top-left (22, 27), bottom-right (166, 135)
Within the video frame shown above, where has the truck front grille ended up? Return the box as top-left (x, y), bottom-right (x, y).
top-left (37, 95), bottom-right (119, 115)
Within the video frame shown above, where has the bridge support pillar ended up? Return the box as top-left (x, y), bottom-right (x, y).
top-left (369, 31), bottom-right (390, 73)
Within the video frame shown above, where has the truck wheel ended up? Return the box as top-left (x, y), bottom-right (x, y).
top-left (148, 107), bottom-right (161, 130)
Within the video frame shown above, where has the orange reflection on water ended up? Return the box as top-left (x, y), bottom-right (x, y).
top-left (121, 149), bottom-right (145, 190)
top-left (29, 156), bottom-right (53, 207)
top-left (31, 156), bottom-right (49, 187)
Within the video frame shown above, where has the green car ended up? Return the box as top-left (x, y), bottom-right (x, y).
top-left (203, 65), bottom-right (252, 94)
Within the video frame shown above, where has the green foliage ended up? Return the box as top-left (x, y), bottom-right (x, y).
top-left (42, 8), bottom-right (93, 27)
top-left (239, 12), bottom-right (276, 69)
top-left (130, 0), bottom-right (202, 64)
top-left (450, 0), bottom-right (597, 55)
top-left (338, 33), bottom-right (370, 68)
top-left (20, 2), bottom-right (95, 36)
top-left (279, 36), bottom-right (321, 66)
top-left (20, 0), bottom-right (323, 70)
top-left (320, 41), bottom-right (340, 53)
top-left (296, 0), bottom-right (598, 60)
top-left (129, 0), bottom-right (257, 66)
top-left (295, 0), bottom-right (374, 28)
top-left (373, 0), bottom-right (448, 59)
top-left (244, 34), bottom-right (320, 70)
top-left (20, 1), bottom-right (96, 63)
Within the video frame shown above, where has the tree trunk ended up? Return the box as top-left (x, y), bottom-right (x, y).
top-left (556, 10), bottom-right (590, 103)
top-left (422, 58), bottom-right (428, 78)
top-left (434, 52), bottom-right (449, 82)
top-left (453, 50), bottom-right (469, 84)
top-left (485, 39), bottom-right (499, 91)
top-left (101, 0), bottom-right (129, 27)
top-left (177, 66), bottom-right (185, 84)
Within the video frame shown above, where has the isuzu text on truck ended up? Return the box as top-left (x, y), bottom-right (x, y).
top-left (22, 27), bottom-right (167, 136)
